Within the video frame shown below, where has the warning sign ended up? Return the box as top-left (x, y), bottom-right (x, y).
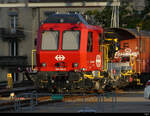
top-left (7, 73), bottom-right (12, 78)
top-left (96, 55), bottom-right (101, 67)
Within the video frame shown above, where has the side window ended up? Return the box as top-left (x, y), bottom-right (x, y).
top-left (87, 32), bottom-right (93, 52)
top-left (9, 13), bottom-right (19, 30)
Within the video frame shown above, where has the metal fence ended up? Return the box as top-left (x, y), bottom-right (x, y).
top-left (14, 91), bottom-right (117, 112)
top-left (14, 91), bottom-right (38, 111)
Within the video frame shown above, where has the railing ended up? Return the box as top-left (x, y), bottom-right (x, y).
top-left (0, 27), bottom-right (25, 40)
top-left (13, 91), bottom-right (117, 112)
top-left (14, 91), bottom-right (38, 111)
top-left (0, 56), bottom-right (27, 67)
top-left (31, 49), bottom-right (36, 71)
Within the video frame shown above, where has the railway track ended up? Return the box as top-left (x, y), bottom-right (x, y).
top-left (0, 82), bottom-right (144, 112)
top-left (0, 80), bottom-right (35, 97)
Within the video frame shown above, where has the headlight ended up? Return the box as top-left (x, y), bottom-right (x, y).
top-left (66, 80), bottom-right (69, 84)
top-left (73, 63), bottom-right (78, 68)
top-left (42, 62), bottom-right (47, 67)
top-left (51, 80), bottom-right (54, 83)
top-left (81, 68), bottom-right (86, 71)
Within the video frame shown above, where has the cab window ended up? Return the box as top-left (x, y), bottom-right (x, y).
top-left (87, 32), bottom-right (93, 52)
top-left (62, 30), bottom-right (80, 50)
top-left (41, 31), bottom-right (59, 50)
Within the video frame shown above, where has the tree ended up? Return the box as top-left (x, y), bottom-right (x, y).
top-left (142, 0), bottom-right (150, 16)
top-left (84, 7), bottom-right (112, 27)
top-left (84, 3), bottom-right (132, 28)
top-left (84, 0), bottom-right (150, 30)
top-left (140, 0), bottom-right (150, 31)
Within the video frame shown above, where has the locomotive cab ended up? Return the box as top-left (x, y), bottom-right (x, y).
top-left (36, 14), bottom-right (103, 72)
top-left (34, 14), bottom-right (104, 92)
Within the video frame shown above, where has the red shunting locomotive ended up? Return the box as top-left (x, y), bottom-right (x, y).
top-left (33, 14), bottom-right (104, 92)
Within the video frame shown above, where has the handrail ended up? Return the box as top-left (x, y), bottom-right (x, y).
top-left (100, 45), bottom-right (109, 72)
top-left (32, 49), bottom-right (36, 71)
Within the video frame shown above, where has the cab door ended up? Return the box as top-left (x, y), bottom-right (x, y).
top-left (87, 31), bottom-right (97, 71)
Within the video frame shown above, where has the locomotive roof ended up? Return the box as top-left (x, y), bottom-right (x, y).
top-left (106, 28), bottom-right (150, 40)
top-left (126, 28), bottom-right (150, 37)
top-left (42, 13), bottom-right (102, 30)
top-left (43, 13), bottom-right (88, 25)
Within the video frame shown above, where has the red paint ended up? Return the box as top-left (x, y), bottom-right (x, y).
top-left (36, 23), bottom-right (103, 72)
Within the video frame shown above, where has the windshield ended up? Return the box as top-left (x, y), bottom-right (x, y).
top-left (41, 31), bottom-right (59, 50)
top-left (62, 31), bottom-right (80, 50)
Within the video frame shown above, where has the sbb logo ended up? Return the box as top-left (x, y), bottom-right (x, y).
top-left (55, 55), bottom-right (65, 61)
